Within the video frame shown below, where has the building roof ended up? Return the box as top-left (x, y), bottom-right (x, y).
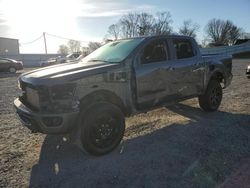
top-left (0, 37), bottom-right (19, 41)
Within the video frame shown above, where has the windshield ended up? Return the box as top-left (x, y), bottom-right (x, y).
top-left (81, 38), bottom-right (144, 63)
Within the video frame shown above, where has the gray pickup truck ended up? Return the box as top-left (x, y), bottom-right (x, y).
top-left (14, 35), bottom-right (233, 155)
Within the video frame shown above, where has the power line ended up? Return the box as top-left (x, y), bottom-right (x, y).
top-left (45, 32), bottom-right (99, 43)
top-left (19, 32), bottom-right (102, 49)
top-left (19, 34), bottom-right (43, 45)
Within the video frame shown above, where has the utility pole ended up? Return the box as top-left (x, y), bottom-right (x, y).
top-left (43, 32), bottom-right (47, 54)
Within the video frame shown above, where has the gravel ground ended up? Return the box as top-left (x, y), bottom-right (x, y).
top-left (0, 59), bottom-right (250, 188)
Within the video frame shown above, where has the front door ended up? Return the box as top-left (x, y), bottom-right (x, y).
top-left (134, 39), bottom-right (178, 107)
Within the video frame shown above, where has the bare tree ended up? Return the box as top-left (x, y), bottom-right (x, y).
top-left (179, 20), bottom-right (199, 38)
top-left (206, 19), bottom-right (222, 44)
top-left (88, 42), bottom-right (102, 52)
top-left (67, 40), bottom-right (81, 53)
top-left (106, 11), bottom-right (173, 39)
top-left (228, 25), bottom-right (243, 45)
top-left (153, 12), bottom-right (173, 35)
top-left (137, 13), bottom-right (155, 36)
top-left (58, 40), bottom-right (102, 56)
top-left (58, 44), bottom-right (69, 55)
top-left (120, 12), bottom-right (156, 37)
top-left (119, 12), bottom-right (140, 38)
top-left (205, 18), bottom-right (243, 45)
top-left (107, 24), bottom-right (120, 40)
top-left (81, 46), bottom-right (90, 56)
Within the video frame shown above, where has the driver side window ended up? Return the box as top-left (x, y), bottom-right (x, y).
top-left (141, 41), bottom-right (168, 64)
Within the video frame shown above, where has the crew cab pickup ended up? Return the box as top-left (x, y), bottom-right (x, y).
top-left (14, 35), bottom-right (233, 156)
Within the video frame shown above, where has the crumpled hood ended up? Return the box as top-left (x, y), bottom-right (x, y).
top-left (20, 61), bottom-right (119, 86)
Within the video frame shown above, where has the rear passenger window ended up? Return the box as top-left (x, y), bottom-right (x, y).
top-left (141, 41), bottom-right (168, 64)
top-left (173, 39), bottom-right (195, 59)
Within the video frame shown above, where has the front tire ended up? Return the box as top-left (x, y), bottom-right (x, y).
top-left (80, 102), bottom-right (125, 156)
top-left (198, 80), bottom-right (222, 112)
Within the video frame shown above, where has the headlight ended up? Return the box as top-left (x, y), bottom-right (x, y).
top-left (50, 83), bottom-right (76, 100)
top-left (41, 83), bottom-right (79, 113)
top-left (32, 83), bottom-right (79, 113)
top-left (26, 87), bottom-right (40, 108)
top-left (248, 65), bottom-right (250, 69)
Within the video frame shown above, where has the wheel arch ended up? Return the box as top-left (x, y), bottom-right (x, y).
top-left (210, 71), bottom-right (224, 83)
top-left (79, 89), bottom-right (128, 116)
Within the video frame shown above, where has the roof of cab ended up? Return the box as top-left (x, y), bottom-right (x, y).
top-left (114, 35), bottom-right (194, 42)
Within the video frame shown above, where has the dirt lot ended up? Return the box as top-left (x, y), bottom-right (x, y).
top-left (0, 59), bottom-right (250, 188)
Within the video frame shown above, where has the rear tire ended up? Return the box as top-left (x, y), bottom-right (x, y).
top-left (198, 80), bottom-right (222, 112)
top-left (79, 102), bottom-right (125, 156)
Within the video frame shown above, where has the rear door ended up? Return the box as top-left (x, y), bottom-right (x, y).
top-left (169, 38), bottom-right (205, 97)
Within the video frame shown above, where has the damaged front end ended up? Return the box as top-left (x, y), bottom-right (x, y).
top-left (39, 83), bottom-right (79, 113)
top-left (15, 80), bottom-right (79, 134)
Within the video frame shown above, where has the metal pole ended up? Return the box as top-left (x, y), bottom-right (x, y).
top-left (43, 32), bottom-right (47, 54)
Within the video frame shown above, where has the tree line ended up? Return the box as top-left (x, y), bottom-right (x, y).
top-left (107, 12), bottom-right (173, 39)
top-left (58, 41), bottom-right (102, 55)
top-left (58, 11), bottom-right (244, 54)
top-left (106, 12), bottom-right (243, 46)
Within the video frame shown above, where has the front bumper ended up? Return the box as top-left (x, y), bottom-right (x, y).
top-left (14, 98), bottom-right (79, 134)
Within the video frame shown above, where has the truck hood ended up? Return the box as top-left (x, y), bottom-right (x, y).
top-left (20, 61), bottom-right (120, 86)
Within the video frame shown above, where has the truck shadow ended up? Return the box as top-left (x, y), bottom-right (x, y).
top-left (29, 104), bottom-right (250, 188)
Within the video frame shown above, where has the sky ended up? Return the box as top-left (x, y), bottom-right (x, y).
top-left (0, 0), bottom-right (249, 53)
